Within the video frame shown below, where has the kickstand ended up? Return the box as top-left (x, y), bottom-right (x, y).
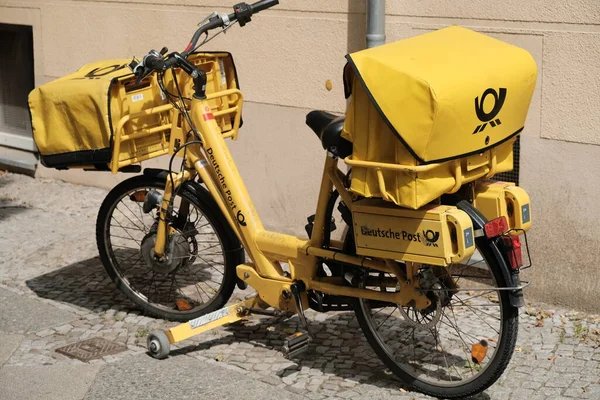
top-left (290, 282), bottom-right (311, 335)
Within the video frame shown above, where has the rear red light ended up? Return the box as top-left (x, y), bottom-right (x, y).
top-left (501, 235), bottom-right (523, 270)
top-left (484, 216), bottom-right (509, 238)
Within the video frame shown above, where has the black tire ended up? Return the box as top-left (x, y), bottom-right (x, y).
top-left (347, 231), bottom-right (519, 399)
top-left (96, 175), bottom-right (243, 322)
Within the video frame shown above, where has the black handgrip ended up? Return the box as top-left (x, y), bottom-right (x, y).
top-left (145, 54), bottom-right (166, 71)
top-left (250, 0), bottom-right (279, 13)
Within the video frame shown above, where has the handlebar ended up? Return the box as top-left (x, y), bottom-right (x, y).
top-left (136, 1), bottom-right (279, 78)
top-left (181, 0), bottom-right (279, 57)
top-left (249, 0), bottom-right (279, 13)
top-left (144, 54), bottom-right (166, 71)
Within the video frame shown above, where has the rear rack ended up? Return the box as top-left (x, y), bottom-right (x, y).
top-left (344, 153), bottom-right (500, 202)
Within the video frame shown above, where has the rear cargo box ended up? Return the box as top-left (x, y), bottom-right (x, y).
top-left (343, 26), bottom-right (537, 209)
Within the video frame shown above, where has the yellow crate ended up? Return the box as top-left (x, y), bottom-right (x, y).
top-left (110, 53), bottom-right (243, 173)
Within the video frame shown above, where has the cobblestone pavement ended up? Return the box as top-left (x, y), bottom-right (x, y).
top-left (1, 172), bottom-right (600, 399)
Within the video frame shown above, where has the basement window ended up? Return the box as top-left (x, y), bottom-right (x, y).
top-left (0, 23), bottom-right (35, 149)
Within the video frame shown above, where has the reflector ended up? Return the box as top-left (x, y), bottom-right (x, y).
top-left (484, 216), bottom-right (509, 238)
top-left (471, 340), bottom-right (489, 364)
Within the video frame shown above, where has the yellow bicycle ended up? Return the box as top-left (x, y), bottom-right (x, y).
top-left (80, 1), bottom-right (535, 398)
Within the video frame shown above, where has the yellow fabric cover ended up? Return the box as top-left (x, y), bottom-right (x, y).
top-left (29, 59), bottom-right (135, 167)
top-left (344, 26), bottom-right (537, 163)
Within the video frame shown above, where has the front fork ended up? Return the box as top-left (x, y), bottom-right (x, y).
top-left (153, 169), bottom-right (194, 258)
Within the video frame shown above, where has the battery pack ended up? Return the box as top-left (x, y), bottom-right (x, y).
top-left (352, 199), bottom-right (475, 266)
top-left (473, 181), bottom-right (531, 232)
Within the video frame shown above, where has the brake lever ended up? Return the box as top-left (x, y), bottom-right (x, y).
top-left (129, 47), bottom-right (169, 86)
top-left (127, 58), bottom-right (146, 86)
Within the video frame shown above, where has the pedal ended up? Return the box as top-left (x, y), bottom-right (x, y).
top-left (282, 330), bottom-right (311, 358)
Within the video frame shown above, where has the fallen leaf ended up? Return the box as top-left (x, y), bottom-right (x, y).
top-left (399, 388), bottom-right (407, 393)
top-left (214, 354), bottom-right (224, 362)
top-left (487, 295), bottom-right (499, 304)
top-left (266, 326), bottom-right (275, 332)
top-left (583, 387), bottom-right (590, 393)
top-left (525, 308), bottom-right (537, 316)
top-left (515, 346), bottom-right (523, 353)
top-left (548, 355), bottom-right (557, 361)
top-left (535, 316), bottom-right (545, 327)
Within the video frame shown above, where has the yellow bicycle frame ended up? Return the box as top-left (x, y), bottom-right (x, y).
top-left (153, 94), bottom-right (431, 313)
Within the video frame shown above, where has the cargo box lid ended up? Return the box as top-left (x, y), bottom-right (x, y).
top-left (344, 26), bottom-right (537, 164)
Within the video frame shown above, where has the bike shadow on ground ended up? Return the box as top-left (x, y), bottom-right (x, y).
top-left (25, 253), bottom-right (214, 316)
top-left (169, 312), bottom-right (491, 400)
top-left (26, 257), bottom-right (490, 399)
top-left (25, 256), bottom-right (139, 314)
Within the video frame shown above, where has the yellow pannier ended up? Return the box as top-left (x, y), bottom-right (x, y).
top-left (342, 26), bottom-right (537, 209)
top-left (29, 52), bottom-right (241, 171)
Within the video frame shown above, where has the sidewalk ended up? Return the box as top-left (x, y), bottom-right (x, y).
top-left (1, 172), bottom-right (599, 400)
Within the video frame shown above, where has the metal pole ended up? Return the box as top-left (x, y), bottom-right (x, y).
top-left (366, 0), bottom-right (386, 48)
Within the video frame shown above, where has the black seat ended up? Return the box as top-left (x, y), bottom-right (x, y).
top-left (305, 110), bottom-right (353, 158)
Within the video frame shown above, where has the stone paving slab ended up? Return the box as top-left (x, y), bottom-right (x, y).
top-left (1, 172), bottom-right (600, 399)
top-left (0, 287), bottom-right (78, 334)
top-left (83, 353), bottom-right (305, 400)
top-left (0, 363), bottom-right (101, 400)
top-left (0, 334), bottom-right (24, 366)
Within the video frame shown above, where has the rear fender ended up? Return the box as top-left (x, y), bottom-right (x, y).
top-left (455, 200), bottom-right (524, 308)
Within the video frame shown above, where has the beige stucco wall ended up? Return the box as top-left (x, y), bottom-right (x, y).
top-left (2, 0), bottom-right (599, 311)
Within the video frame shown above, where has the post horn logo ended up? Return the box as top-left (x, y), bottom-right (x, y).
top-left (423, 230), bottom-right (440, 247)
top-left (473, 88), bottom-right (507, 135)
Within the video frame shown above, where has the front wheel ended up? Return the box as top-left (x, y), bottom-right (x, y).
top-left (96, 175), bottom-right (243, 322)
top-left (349, 233), bottom-right (519, 399)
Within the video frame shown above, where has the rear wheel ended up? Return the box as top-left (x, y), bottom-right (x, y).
top-left (96, 175), bottom-right (243, 321)
top-left (348, 233), bottom-right (519, 399)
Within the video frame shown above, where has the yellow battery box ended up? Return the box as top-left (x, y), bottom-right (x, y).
top-left (352, 199), bottom-right (476, 267)
top-left (473, 181), bottom-right (531, 232)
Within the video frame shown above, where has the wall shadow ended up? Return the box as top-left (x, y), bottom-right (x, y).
top-left (347, 0), bottom-right (367, 54)
top-left (0, 200), bottom-right (30, 221)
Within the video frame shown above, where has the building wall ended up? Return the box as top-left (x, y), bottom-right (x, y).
top-left (2, 0), bottom-right (599, 311)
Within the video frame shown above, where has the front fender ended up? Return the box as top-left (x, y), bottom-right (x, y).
top-left (143, 168), bottom-right (248, 290)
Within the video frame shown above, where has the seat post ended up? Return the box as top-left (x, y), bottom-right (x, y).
top-left (310, 154), bottom-right (337, 248)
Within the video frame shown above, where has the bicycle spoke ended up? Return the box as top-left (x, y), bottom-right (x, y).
top-left (120, 198), bottom-right (148, 233)
top-left (452, 297), bottom-right (501, 334)
top-left (114, 205), bottom-right (145, 233)
top-left (377, 306), bottom-right (398, 330)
